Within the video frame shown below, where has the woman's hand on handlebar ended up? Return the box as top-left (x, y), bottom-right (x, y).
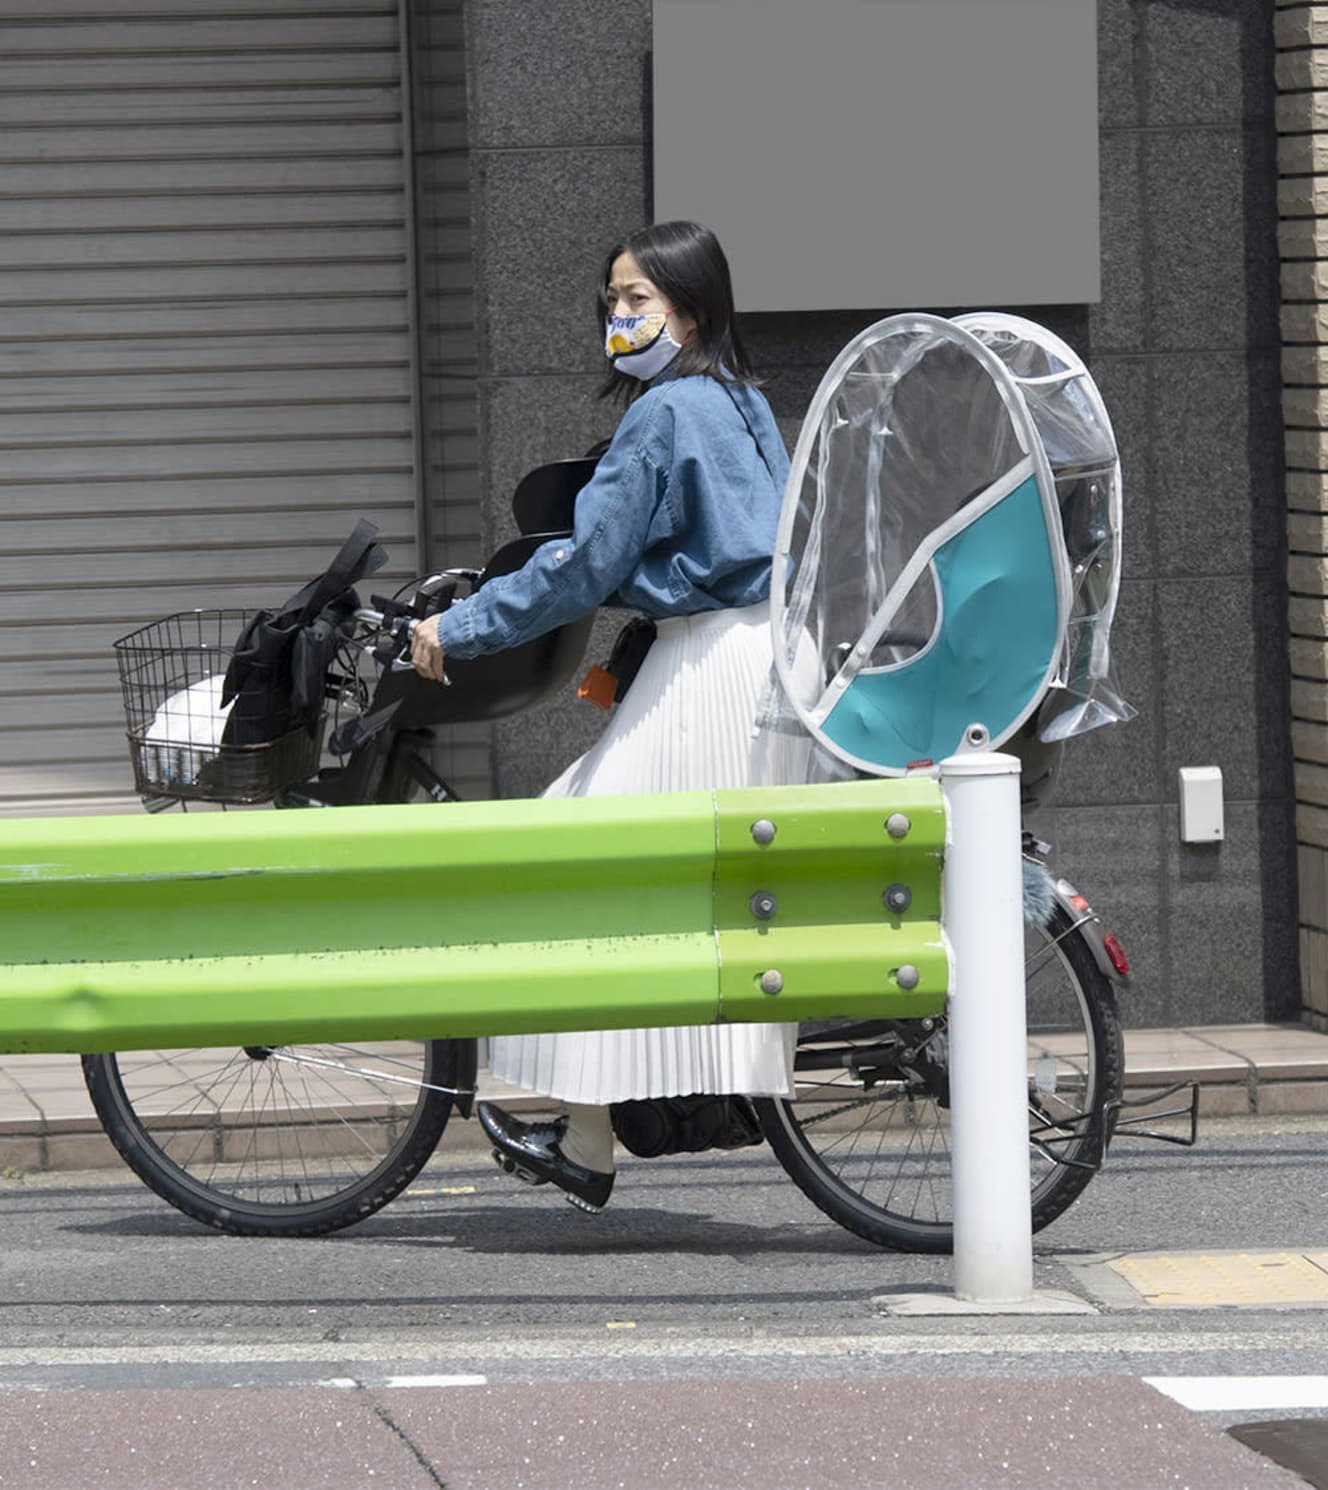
top-left (410, 614), bottom-right (447, 682)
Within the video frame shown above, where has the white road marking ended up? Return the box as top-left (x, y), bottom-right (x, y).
top-left (379, 1374), bottom-right (487, 1388)
top-left (1145, 1375), bottom-right (1328, 1411)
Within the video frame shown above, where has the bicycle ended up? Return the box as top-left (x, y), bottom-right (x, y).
top-left (80, 454), bottom-right (1163, 1252)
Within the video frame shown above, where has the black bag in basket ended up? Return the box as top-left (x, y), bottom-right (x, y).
top-left (220, 520), bottom-right (387, 747)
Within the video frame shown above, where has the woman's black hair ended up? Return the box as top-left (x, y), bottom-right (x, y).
top-left (597, 220), bottom-right (758, 403)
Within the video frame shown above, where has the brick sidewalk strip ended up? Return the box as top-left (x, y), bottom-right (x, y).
top-left (0, 1378), bottom-right (1311, 1490)
top-left (1, 1021), bottom-right (1325, 1173)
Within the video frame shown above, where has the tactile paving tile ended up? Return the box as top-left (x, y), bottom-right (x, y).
top-left (1107, 1250), bottom-right (1328, 1307)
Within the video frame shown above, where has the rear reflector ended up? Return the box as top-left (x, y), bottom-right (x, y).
top-left (1102, 932), bottom-right (1131, 977)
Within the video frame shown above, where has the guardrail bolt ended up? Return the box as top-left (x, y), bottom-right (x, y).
top-left (895, 964), bottom-right (920, 990)
top-left (883, 883), bottom-right (912, 914)
top-left (750, 818), bottom-right (777, 845)
top-left (749, 890), bottom-right (778, 921)
top-left (885, 813), bottom-right (911, 839)
top-left (760, 969), bottom-right (784, 995)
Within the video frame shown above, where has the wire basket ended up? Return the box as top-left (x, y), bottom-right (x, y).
top-left (114, 610), bottom-right (325, 805)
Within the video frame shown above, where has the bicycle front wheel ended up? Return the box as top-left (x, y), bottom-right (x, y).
top-left (757, 907), bottom-right (1123, 1252)
top-left (82, 1039), bottom-right (472, 1237)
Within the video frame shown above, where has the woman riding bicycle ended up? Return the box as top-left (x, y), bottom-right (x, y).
top-left (409, 220), bottom-right (807, 1213)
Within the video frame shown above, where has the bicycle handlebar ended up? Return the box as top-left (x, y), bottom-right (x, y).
top-left (349, 608), bottom-right (418, 673)
top-left (352, 567), bottom-right (465, 679)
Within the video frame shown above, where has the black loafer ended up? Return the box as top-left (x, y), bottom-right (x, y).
top-left (477, 1102), bottom-right (615, 1213)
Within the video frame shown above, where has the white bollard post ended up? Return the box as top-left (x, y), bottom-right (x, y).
top-left (940, 751), bottom-right (1033, 1303)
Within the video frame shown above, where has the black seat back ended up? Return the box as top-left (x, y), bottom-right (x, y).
top-left (511, 457), bottom-right (600, 535)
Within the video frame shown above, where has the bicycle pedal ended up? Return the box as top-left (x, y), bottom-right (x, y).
top-left (510, 1163), bottom-right (549, 1187)
top-left (492, 1149), bottom-right (550, 1187)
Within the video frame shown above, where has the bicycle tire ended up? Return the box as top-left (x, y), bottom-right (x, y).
top-left (756, 906), bottom-right (1123, 1252)
top-left (82, 1039), bottom-right (471, 1237)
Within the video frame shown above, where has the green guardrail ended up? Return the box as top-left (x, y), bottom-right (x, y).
top-left (0, 778), bottom-right (947, 1054)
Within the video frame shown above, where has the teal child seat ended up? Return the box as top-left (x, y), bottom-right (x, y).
top-left (817, 467), bottom-right (1060, 769)
top-left (765, 313), bottom-right (1127, 780)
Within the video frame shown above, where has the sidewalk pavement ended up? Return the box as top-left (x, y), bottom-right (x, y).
top-left (0, 1022), bottom-right (1324, 1175)
top-left (3, 1377), bottom-right (1317, 1490)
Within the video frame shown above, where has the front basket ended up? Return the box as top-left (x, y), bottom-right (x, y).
top-left (114, 609), bottom-right (323, 806)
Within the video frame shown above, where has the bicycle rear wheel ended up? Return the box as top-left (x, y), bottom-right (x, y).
top-left (756, 907), bottom-right (1123, 1252)
top-left (82, 1039), bottom-right (472, 1237)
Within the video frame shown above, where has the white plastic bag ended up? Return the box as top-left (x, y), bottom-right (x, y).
top-left (142, 674), bottom-right (233, 786)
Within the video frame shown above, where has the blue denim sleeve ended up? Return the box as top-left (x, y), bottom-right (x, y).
top-left (435, 396), bottom-right (666, 660)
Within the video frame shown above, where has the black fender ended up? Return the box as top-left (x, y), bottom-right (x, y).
top-left (1049, 873), bottom-right (1130, 987)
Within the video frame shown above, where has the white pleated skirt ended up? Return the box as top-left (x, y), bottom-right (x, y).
top-left (487, 600), bottom-right (807, 1104)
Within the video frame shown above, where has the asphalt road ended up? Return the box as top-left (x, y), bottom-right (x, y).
top-left (2, 1117), bottom-right (1326, 1488)
top-left (0, 1113), bottom-right (1324, 1388)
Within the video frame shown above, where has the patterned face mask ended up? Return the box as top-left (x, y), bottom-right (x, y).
top-left (604, 312), bottom-right (683, 381)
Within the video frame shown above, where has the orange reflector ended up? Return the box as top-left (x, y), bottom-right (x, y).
top-left (1069, 894), bottom-right (1090, 912)
top-left (577, 665), bottom-right (617, 711)
top-left (1103, 932), bottom-right (1130, 976)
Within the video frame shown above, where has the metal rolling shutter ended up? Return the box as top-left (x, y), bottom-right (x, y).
top-left (409, 0), bottom-right (488, 800)
top-left (0, 0), bottom-right (487, 815)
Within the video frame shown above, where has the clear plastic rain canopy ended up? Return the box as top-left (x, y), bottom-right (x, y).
top-left (765, 313), bottom-right (1132, 779)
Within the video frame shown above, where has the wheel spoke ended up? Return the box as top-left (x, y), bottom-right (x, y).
top-left (82, 1041), bottom-right (463, 1236)
top-left (762, 905), bottom-right (1122, 1250)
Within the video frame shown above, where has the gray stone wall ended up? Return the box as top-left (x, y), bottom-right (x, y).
top-left (1055, 0), bottom-right (1292, 1029)
top-left (458, 0), bottom-right (1293, 1027)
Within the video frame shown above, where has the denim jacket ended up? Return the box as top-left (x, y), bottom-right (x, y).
top-left (435, 373), bottom-right (790, 660)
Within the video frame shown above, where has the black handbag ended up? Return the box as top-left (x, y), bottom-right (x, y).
top-left (609, 1094), bottom-right (764, 1158)
top-left (605, 616), bottom-right (657, 702)
top-left (220, 520), bottom-right (387, 747)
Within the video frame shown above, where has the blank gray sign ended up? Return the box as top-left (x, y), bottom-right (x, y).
top-left (653, 0), bottom-right (1099, 312)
